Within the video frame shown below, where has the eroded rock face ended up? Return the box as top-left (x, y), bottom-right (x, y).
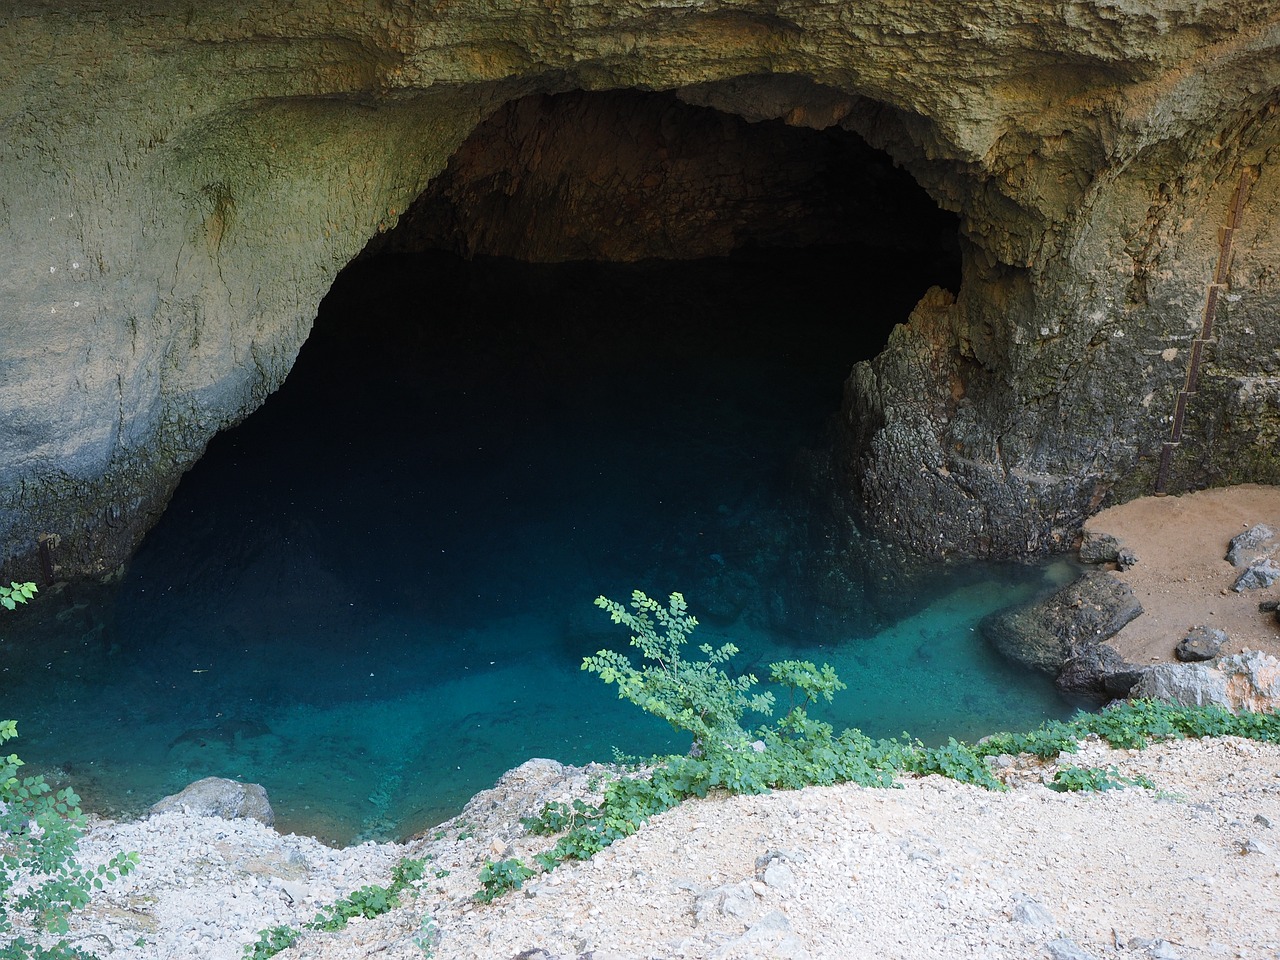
top-left (2, 1), bottom-right (1279, 578)
top-left (1132, 650), bottom-right (1280, 713)
top-left (369, 89), bottom-right (956, 262)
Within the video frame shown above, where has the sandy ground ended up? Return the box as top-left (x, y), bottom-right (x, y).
top-left (1083, 484), bottom-right (1280, 667)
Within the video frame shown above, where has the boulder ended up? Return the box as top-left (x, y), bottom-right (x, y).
top-left (981, 571), bottom-right (1143, 678)
top-left (1226, 524), bottom-right (1279, 567)
top-left (1131, 650), bottom-right (1280, 713)
top-left (150, 777), bottom-right (275, 827)
top-left (1058, 642), bottom-right (1144, 702)
top-left (1078, 531), bottom-right (1138, 570)
top-left (1175, 626), bottom-right (1226, 662)
top-left (1078, 531), bottom-right (1122, 565)
top-left (1232, 559), bottom-right (1280, 592)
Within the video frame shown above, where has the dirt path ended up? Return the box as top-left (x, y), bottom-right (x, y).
top-left (1083, 484), bottom-right (1280, 667)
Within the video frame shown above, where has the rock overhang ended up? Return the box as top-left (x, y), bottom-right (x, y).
top-left (2, 0), bottom-right (1279, 578)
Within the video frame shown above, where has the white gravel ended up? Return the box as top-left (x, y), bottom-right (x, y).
top-left (19, 738), bottom-right (1280, 960)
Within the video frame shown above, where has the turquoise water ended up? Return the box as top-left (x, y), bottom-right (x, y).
top-left (1, 249), bottom-right (1071, 845)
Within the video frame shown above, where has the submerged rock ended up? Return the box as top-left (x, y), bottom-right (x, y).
top-left (150, 776), bottom-right (276, 827)
top-left (980, 571), bottom-right (1142, 697)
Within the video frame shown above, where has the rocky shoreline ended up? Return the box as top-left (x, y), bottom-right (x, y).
top-left (982, 485), bottom-right (1280, 710)
top-left (26, 737), bottom-right (1280, 960)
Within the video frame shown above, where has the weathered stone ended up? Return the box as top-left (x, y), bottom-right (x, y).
top-left (150, 777), bottom-right (275, 827)
top-left (1232, 559), bottom-right (1280, 592)
top-left (1226, 524), bottom-right (1278, 567)
top-left (1134, 940), bottom-right (1183, 960)
top-left (761, 863), bottom-right (797, 895)
top-left (1131, 650), bottom-right (1280, 713)
top-left (711, 910), bottom-right (810, 960)
top-left (694, 882), bottom-right (757, 925)
top-left (1078, 531), bottom-right (1122, 565)
top-left (981, 571), bottom-right (1142, 679)
top-left (269, 877), bottom-right (311, 905)
top-left (1008, 895), bottom-right (1055, 928)
top-left (1058, 642), bottom-right (1144, 703)
top-left (1228, 525), bottom-right (1280, 565)
top-left (2, 2), bottom-right (1280, 577)
top-left (1175, 626), bottom-right (1226, 662)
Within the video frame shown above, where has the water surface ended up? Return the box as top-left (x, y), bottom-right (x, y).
top-left (1, 249), bottom-right (1071, 844)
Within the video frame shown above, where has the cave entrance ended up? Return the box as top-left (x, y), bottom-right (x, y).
top-left (337, 87), bottom-right (967, 632)
top-left (11, 89), bottom-right (1069, 845)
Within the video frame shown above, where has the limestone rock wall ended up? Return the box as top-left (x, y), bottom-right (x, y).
top-left (2, 0), bottom-right (1280, 577)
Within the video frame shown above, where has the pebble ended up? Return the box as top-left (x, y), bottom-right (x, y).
top-left (1008, 896), bottom-right (1055, 928)
top-left (1045, 938), bottom-right (1099, 960)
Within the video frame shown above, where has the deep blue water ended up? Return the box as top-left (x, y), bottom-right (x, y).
top-left (1, 249), bottom-right (1071, 845)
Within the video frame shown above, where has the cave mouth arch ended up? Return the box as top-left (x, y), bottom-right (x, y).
top-left (286, 84), bottom-right (978, 635)
top-left (0, 86), bottom-right (1069, 846)
top-left (367, 87), bottom-right (961, 270)
top-left (328, 85), bottom-right (971, 630)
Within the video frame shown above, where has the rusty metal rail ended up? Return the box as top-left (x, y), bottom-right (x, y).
top-left (1154, 166), bottom-right (1255, 494)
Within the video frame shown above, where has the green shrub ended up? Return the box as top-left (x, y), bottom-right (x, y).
top-left (242, 925), bottom-right (301, 960)
top-left (521, 798), bottom-right (597, 836)
top-left (473, 858), bottom-right (535, 903)
top-left (2, 586), bottom-right (138, 960)
top-left (510, 590), bottom-right (899, 881)
top-left (973, 700), bottom-right (1280, 761)
top-left (242, 856), bottom-right (425, 955)
top-left (552, 587), bottom-right (1280, 882)
top-left (306, 856), bottom-right (425, 931)
top-left (584, 591), bottom-right (775, 761)
top-left (1, 728), bottom-right (140, 960)
top-left (1050, 765), bottom-right (1155, 793)
top-left (0, 580), bottom-right (37, 611)
top-left (900, 736), bottom-right (1004, 790)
